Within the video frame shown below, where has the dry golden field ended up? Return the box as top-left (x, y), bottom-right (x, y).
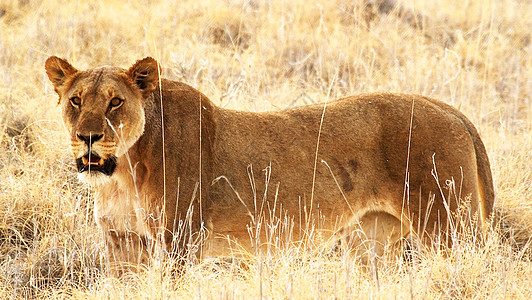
top-left (0, 0), bottom-right (531, 298)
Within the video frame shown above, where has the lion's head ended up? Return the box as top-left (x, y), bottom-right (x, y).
top-left (45, 57), bottom-right (160, 185)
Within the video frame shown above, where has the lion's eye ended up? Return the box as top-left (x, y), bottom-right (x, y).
top-left (109, 97), bottom-right (123, 110)
top-left (70, 97), bottom-right (81, 107)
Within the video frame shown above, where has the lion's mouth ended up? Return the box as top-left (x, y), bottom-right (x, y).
top-left (76, 153), bottom-right (117, 176)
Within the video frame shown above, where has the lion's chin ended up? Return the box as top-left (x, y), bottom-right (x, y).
top-left (78, 171), bottom-right (113, 186)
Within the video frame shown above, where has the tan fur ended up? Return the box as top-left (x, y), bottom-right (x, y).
top-left (45, 56), bottom-right (494, 271)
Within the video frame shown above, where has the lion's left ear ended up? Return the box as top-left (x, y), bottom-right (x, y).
top-left (126, 57), bottom-right (160, 98)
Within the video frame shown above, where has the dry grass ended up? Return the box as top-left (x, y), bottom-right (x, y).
top-left (0, 0), bottom-right (531, 298)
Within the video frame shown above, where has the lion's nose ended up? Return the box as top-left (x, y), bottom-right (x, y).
top-left (77, 133), bottom-right (104, 146)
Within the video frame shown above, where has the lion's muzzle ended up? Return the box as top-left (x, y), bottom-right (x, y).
top-left (76, 153), bottom-right (117, 175)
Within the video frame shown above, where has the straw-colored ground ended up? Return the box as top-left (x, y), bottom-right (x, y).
top-left (1, 0), bottom-right (531, 298)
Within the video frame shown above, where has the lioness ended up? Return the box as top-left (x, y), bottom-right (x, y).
top-left (45, 56), bottom-right (494, 270)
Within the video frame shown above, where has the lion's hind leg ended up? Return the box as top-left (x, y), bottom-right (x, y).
top-left (336, 210), bottom-right (410, 264)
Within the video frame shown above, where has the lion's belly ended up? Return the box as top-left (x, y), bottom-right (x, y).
top-left (204, 176), bottom-right (406, 257)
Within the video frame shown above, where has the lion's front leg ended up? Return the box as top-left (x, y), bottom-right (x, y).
top-left (101, 224), bottom-right (151, 275)
top-left (94, 185), bottom-right (154, 276)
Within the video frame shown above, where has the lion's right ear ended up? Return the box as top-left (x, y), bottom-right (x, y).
top-left (126, 57), bottom-right (160, 98)
top-left (45, 56), bottom-right (79, 94)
